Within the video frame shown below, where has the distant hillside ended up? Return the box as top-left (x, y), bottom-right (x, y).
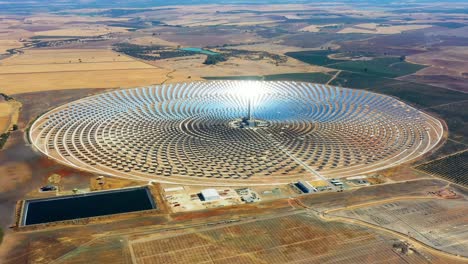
top-left (2, 0), bottom-right (466, 14)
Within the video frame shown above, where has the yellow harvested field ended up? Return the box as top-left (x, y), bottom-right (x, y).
top-left (129, 36), bottom-right (180, 46)
top-left (338, 24), bottom-right (432, 34)
top-left (284, 14), bottom-right (303, 19)
top-left (299, 24), bottom-right (340, 32)
top-left (352, 23), bottom-right (380, 29)
top-left (1, 49), bottom-right (134, 65)
top-left (0, 40), bottom-right (23, 54)
top-left (0, 49), bottom-right (175, 94)
top-left (0, 68), bottom-right (172, 95)
top-left (0, 49), bottom-right (154, 74)
top-left (299, 25), bottom-right (320, 32)
top-left (0, 28), bottom-right (34, 40)
top-left (172, 20), bottom-right (231, 27)
top-left (160, 14), bottom-right (230, 26)
top-left (34, 26), bottom-right (130, 37)
top-left (0, 61), bottom-right (154, 74)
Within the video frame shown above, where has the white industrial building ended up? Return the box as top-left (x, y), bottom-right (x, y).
top-left (296, 181), bottom-right (317, 193)
top-left (201, 189), bottom-right (220, 201)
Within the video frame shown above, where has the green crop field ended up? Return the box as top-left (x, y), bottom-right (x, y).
top-left (329, 71), bottom-right (466, 105)
top-left (286, 51), bottom-right (426, 77)
top-left (285, 50), bottom-right (341, 66)
top-left (330, 57), bottom-right (426, 78)
top-left (328, 71), bottom-right (392, 89)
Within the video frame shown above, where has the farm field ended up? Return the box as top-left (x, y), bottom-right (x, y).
top-left (337, 24), bottom-right (433, 34)
top-left (400, 46), bottom-right (468, 92)
top-left (329, 57), bottom-right (426, 78)
top-left (0, 49), bottom-right (173, 94)
top-left (0, 69), bottom-right (173, 94)
top-left (286, 51), bottom-right (426, 77)
top-left (0, 40), bottom-right (23, 54)
top-left (32, 25), bottom-right (130, 37)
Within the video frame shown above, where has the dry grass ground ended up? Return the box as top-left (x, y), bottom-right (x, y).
top-left (0, 161), bottom-right (31, 193)
top-left (0, 49), bottom-right (174, 94)
top-left (0, 40), bottom-right (23, 54)
top-left (0, 98), bottom-right (21, 133)
top-left (152, 55), bottom-right (330, 79)
top-left (298, 25), bottom-right (321, 32)
top-left (0, 49), bottom-right (133, 65)
top-left (128, 36), bottom-right (180, 47)
top-left (0, 22), bottom-right (34, 42)
top-left (0, 69), bottom-right (173, 94)
top-left (33, 25), bottom-right (130, 37)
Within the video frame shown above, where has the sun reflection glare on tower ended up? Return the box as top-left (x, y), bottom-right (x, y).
top-left (233, 81), bottom-right (265, 124)
top-left (233, 81), bottom-right (264, 98)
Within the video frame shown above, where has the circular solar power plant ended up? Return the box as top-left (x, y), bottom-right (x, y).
top-left (30, 81), bottom-right (443, 186)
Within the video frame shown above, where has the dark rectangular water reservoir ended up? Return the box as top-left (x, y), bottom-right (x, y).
top-left (22, 187), bottom-right (156, 226)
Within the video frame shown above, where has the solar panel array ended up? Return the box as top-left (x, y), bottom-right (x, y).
top-left (29, 81), bottom-right (443, 185)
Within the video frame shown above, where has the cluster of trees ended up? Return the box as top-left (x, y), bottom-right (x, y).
top-left (113, 43), bottom-right (196, 61)
top-left (203, 54), bottom-right (227, 65)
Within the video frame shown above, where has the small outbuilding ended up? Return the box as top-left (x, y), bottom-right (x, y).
top-left (201, 189), bottom-right (220, 201)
